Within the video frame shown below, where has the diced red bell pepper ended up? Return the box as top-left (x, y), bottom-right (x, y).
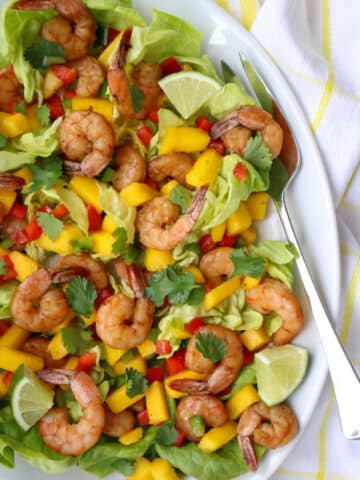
top-left (10, 203), bottom-right (27, 220)
top-left (147, 366), bottom-right (165, 383)
top-left (219, 233), bottom-right (238, 247)
top-left (0, 321), bottom-right (10, 336)
top-left (137, 126), bottom-right (153, 146)
top-left (137, 409), bottom-right (150, 426)
top-left (155, 339), bottom-right (172, 355)
top-left (218, 386), bottom-right (231, 396)
top-left (52, 204), bottom-right (69, 219)
top-left (208, 139), bottom-right (226, 156)
top-left (51, 65), bottom-right (77, 86)
top-left (10, 229), bottom-right (29, 245)
top-left (26, 218), bottom-right (43, 241)
top-left (38, 204), bottom-right (53, 213)
top-left (199, 234), bottom-right (216, 254)
top-left (95, 287), bottom-right (113, 308)
top-left (144, 178), bottom-right (157, 190)
top-left (160, 297), bottom-right (169, 309)
top-left (76, 352), bottom-right (97, 374)
top-left (166, 349), bottom-right (186, 376)
top-left (46, 95), bottom-right (64, 120)
top-left (2, 371), bottom-right (13, 388)
top-left (195, 116), bottom-right (213, 132)
top-left (87, 204), bottom-right (102, 232)
top-left (186, 317), bottom-right (205, 335)
top-left (173, 429), bottom-right (186, 447)
top-left (204, 283), bottom-right (213, 293)
top-left (0, 255), bottom-right (17, 284)
top-left (160, 57), bottom-right (182, 76)
top-left (64, 89), bottom-right (76, 99)
top-left (243, 348), bottom-right (254, 366)
top-left (107, 27), bottom-right (120, 45)
top-left (233, 162), bottom-right (248, 182)
top-left (146, 108), bottom-right (159, 123)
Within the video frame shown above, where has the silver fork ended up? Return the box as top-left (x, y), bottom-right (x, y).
top-left (236, 54), bottom-right (360, 440)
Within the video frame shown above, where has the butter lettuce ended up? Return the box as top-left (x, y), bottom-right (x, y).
top-left (0, 281), bottom-right (18, 319)
top-left (175, 55), bottom-right (222, 82)
top-left (84, 0), bottom-right (145, 29)
top-left (209, 82), bottom-right (257, 119)
top-left (0, 151), bottom-right (36, 171)
top-left (12, 118), bottom-right (61, 157)
top-left (172, 233), bottom-right (201, 267)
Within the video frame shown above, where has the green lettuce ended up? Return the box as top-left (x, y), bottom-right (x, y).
top-left (84, 0), bottom-right (145, 30)
top-left (175, 55), bottom-right (223, 82)
top-left (0, 281), bottom-right (18, 319)
top-left (172, 233), bottom-right (201, 267)
top-left (209, 82), bottom-right (257, 119)
top-left (158, 108), bottom-right (185, 140)
top-left (221, 365), bottom-right (257, 400)
top-left (263, 313), bottom-right (283, 336)
top-left (0, 151), bottom-right (36, 172)
top-left (11, 118), bottom-right (61, 157)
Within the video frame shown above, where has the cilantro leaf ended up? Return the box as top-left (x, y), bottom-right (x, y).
top-left (189, 415), bottom-right (205, 437)
top-left (230, 248), bottom-right (266, 278)
top-left (36, 212), bottom-right (64, 241)
top-left (267, 157), bottom-right (289, 204)
top-left (145, 265), bottom-right (204, 307)
top-left (98, 166), bottom-right (115, 183)
top-left (112, 227), bottom-right (127, 255)
top-left (61, 327), bottom-right (95, 355)
top-left (243, 135), bottom-right (272, 170)
top-left (25, 40), bottom-right (66, 69)
top-left (170, 185), bottom-right (192, 214)
top-left (0, 259), bottom-right (8, 276)
top-left (71, 236), bottom-right (94, 254)
top-left (0, 238), bottom-right (13, 249)
top-left (156, 422), bottom-right (178, 446)
top-left (28, 155), bottom-right (62, 192)
top-left (13, 101), bottom-right (28, 115)
top-left (196, 333), bottom-right (228, 362)
top-left (125, 368), bottom-right (148, 398)
top-left (129, 83), bottom-right (145, 114)
top-left (36, 104), bottom-right (51, 127)
top-left (0, 135), bottom-right (7, 148)
top-left (99, 81), bottom-right (110, 100)
top-left (65, 276), bottom-right (97, 316)
top-left (124, 243), bottom-right (145, 266)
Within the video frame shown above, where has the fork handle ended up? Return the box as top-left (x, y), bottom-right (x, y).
top-left (279, 201), bottom-right (360, 439)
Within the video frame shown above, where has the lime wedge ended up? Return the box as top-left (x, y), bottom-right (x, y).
top-left (158, 71), bottom-right (222, 119)
top-left (10, 365), bottom-right (54, 431)
top-left (255, 345), bottom-right (309, 406)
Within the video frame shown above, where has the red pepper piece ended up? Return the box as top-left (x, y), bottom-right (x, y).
top-left (0, 321), bottom-right (10, 336)
top-left (26, 218), bottom-right (43, 241)
top-left (76, 352), bottom-right (97, 374)
top-left (199, 234), bottom-right (216, 254)
top-left (160, 57), bottom-right (182, 76)
top-left (2, 371), bottom-right (13, 388)
top-left (0, 255), bottom-right (17, 284)
top-left (166, 349), bottom-right (186, 376)
top-left (173, 429), bottom-right (186, 447)
top-left (146, 108), bottom-right (159, 123)
top-left (233, 163), bottom-right (248, 182)
top-left (195, 116), bottom-right (213, 132)
top-left (137, 409), bottom-right (150, 426)
top-left (52, 204), bottom-right (69, 219)
top-left (147, 366), bottom-right (165, 383)
top-left (243, 348), bottom-right (254, 366)
top-left (186, 317), bottom-right (205, 335)
top-left (219, 233), bottom-right (238, 247)
top-left (10, 203), bottom-right (27, 220)
top-left (155, 339), bottom-right (172, 355)
top-left (137, 126), bottom-right (153, 146)
top-left (46, 95), bottom-right (64, 120)
top-left (208, 139), bottom-right (226, 156)
top-left (87, 204), bottom-right (102, 232)
top-left (64, 89), bottom-right (77, 99)
top-left (51, 65), bottom-right (77, 86)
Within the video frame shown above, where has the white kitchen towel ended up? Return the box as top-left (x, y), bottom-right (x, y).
top-left (212, 0), bottom-right (360, 479)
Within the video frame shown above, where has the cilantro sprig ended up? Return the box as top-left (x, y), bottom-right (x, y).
top-left (196, 333), bottom-right (227, 362)
top-left (65, 276), bottom-right (97, 316)
top-left (28, 155), bottom-right (62, 192)
top-left (36, 104), bottom-right (51, 127)
top-left (0, 135), bottom-right (8, 148)
top-left (61, 327), bottom-right (95, 355)
top-left (129, 83), bottom-right (145, 114)
top-left (170, 185), bottom-right (192, 214)
top-left (117, 368), bottom-right (148, 398)
top-left (156, 422), bottom-right (178, 446)
top-left (243, 134), bottom-right (272, 170)
top-left (25, 40), bottom-right (66, 69)
top-left (112, 227), bottom-right (127, 255)
top-left (36, 212), bottom-right (63, 241)
top-left (13, 101), bottom-right (28, 115)
top-left (230, 248), bottom-right (266, 278)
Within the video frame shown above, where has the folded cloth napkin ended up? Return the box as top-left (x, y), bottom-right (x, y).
top-left (212, 0), bottom-right (360, 478)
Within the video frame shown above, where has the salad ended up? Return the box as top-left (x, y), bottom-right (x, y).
top-left (0, 0), bottom-right (309, 479)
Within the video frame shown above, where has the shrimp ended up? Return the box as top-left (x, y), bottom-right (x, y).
top-left (246, 278), bottom-right (304, 345)
top-left (0, 66), bottom-right (22, 112)
top-left (1, 216), bottom-right (27, 245)
top-left (38, 369), bottom-right (105, 456)
top-left (69, 56), bottom-right (105, 97)
top-left (147, 153), bottom-right (194, 186)
top-left (237, 401), bottom-right (298, 472)
top-left (0, 173), bottom-right (25, 190)
top-left (222, 126), bottom-right (252, 157)
top-left (170, 325), bottom-right (243, 395)
top-left (22, 337), bottom-right (66, 368)
top-left (112, 145), bottom-right (146, 192)
top-left (60, 110), bottom-right (115, 177)
top-left (50, 254), bottom-right (109, 290)
top-left (199, 247), bottom-right (235, 286)
top-left (135, 186), bottom-right (207, 251)
top-left (107, 28), bottom-right (162, 120)
top-left (103, 405), bottom-right (135, 438)
top-left (16, 0), bottom-right (96, 61)
top-left (176, 395), bottom-right (228, 442)
top-left (10, 269), bottom-right (71, 333)
top-left (210, 105), bottom-right (283, 159)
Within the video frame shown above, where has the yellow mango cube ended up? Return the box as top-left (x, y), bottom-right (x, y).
top-left (0, 188), bottom-right (17, 215)
top-left (50, 314), bottom-right (73, 334)
top-left (64, 356), bottom-right (79, 370)
top-left (90, 231), bottom-right (115, 257)
top-left (144, 248), bottom-right (174, 272)
top-left (72, 97), bottom-right (114, 124)
top-left (227, 202), bottom-right (252, 235)
top-left (37, 225), bottom-right (83, 255)
top-left (160, 127), bottom-right (210, 154)
top-left (165, 370), bottom-right (207, 399)
top-left (42, 70), bottom-right (63, 99)
top-left (169, 327), bottom-right (192, 340)
top-left (68, 176), bottom-right (101, 212)
top-left (104, 345), bottom-right (125, 366)
top-left (0, 325), bottom-right (30, 349)
top-left (185, 149), bottom-right (222, 187)
top-left (8, 252), bottom-right (38, 282)
top-left (183, 266), bottom-right (205, 284)
top-left (0, 373), bottom-right (9, 398)
top-left (81, 310), bottom-right (97, 327)
top-left (226, 384), bottom-right (260, 419)
top-left (113, 355), bottom-right (147, 376)
top-left (145, 381), bottom-right (169, 425)
top-left (240, 226), bottom-right (257, 245)
top-left (47, 332), bottom-right (69, 360)
top-left (98, 31), bottom-right (123, 68)
top-left (119, 427), bottom-right (143, 445)
top-left (198, 421), bottom-right (237, 452)
top-left (0, 112), bottom-right (32, 137)
top-left (246, 192), bottom-right (269, 221)
top-left (106, 385), bottom-right (145, 413)
top-left (102, 215), bottom-right (118, 233)
top-left (120, 183), bottom-right (158, 207)
top-left (0, 347), bottom-right (44, 372)
top-left (137, 339), bottom-right (156, 358)
top-left (128, 458), bottom-right (153, 480)
top-left (203, 276), bottom-right (241, 310)
top-left (151, 458), bottom-right (179, 480)
top-left (240, 327), bottom-right (270, 351)
top-left (161, 180), bottom-right (178, 198)
top-left (14, 167), bottom-right (32, 185)
top-left (241, 275), bottom-right (262, 290)
top-left (210, 222), bottom-right (226, 242)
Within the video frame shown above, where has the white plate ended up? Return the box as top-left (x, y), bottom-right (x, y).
top-left (0, 1), bottom-right (341, 479)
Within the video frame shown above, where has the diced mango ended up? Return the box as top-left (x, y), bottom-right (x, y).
top-left (113, 355), bottom-right (147, 376)
top-left (37, 225), bottom-right (83, 255)
top-left (185, 149), bottom-right (222, 187)
top-left (169, 327), bottom-right (192, 340)
top-left (227, 202), bottom-right (252, 235)
top-left (68, 176), bottom-right (101, 212)
top-left (98, 31), bottom-right (123, 68)
top-left (241, 275), bottom-right (262, 290)
top-left (106, 385), bottom-right (145, 413)
top-left (119, 427), bottom-right (143, 445)
top-left (0, 373), bottom-right (9, 398)
top-left (226, 384), bottom-right (260, 419)
top-left (14, 167), bottom-right (32, 185)
top-left (72, 97), bottom-right (114, 124)
top-left (160, 127), bottom-right (210, 154)
top-left (240, 327), bottom-right (270, 351)
top-left (240, 226), bottom-right (257, 245)
top-left (0, 188), bottom-right (17, 215)
top-left (198, 421), bottom-right (237, 452)
top-left (64, 356), bottom-right (79, 370)
top-left (128, 457), bottom-right (153, 480)
top-left (81, 310), bottom-right (97, 326)
top-left (0, 112), bottom-right (32, 137)
top-left (160, 180), bottom-right (178, 198)
top-left (246, 192), bottom-right (269, 221)
top-left (210, 222), bottom-right (226, 242)
top-left (47, 332), bottom-right (69, 360)
top-left (50, 313), bottom-right (73, 334)
top-left (104, 345), bottom-right (125, 366)
top-left (120, 183), bottom-right (158, 207)
top-left (90, 230), bottom-right (115, 257)
top-left (137, 339), bottom-right (156, 358)
top-left (42, 70), bottom-right (63, 99)
top-left (183, 266), bottom-right (205, 284)
top-left (0, 248), bottom-right (8, 255)
top-left (0, 347), bottom-right (44, 372)
top-left (165, 370), bottom-right (207, 399)
top-left (0, 325), bottom-right (30, 349)
top-left (151, 458), bottom-right (179, 480)
top-left (8, 252), bottom-right (38, 282)
top-left (145, 381), bottom-right (169, 424)
top-left (144, 248), bottom-right (174, 272)
top-left (102, 215), bottom-right (118, 233)
top-left (203, 276), bottom-right (241, 310)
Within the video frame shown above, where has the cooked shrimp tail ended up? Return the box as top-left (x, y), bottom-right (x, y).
top-left (38, 368), bottom-right (77, 385)
top-left (0, 173), bottom-right (25, 190)
top-left (0, 65), bottom-right (22, 112)
top-left (187, 186), bottom-right (208, 220)
top-left (238, 435), bottom-right (258, 472)
top-left (169, 379), bottom-right (209, 395)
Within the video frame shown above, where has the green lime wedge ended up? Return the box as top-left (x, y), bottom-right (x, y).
top-left (255, 345), bottom-right (309, 406)
top-left (158, 71), bottom-right (222, 119)
top-left (10, 365), bottom-right (54, 431)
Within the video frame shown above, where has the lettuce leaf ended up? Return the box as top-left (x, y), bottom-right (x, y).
top-left (84, 0), bottom-right (145, 29)
top-left (0, 281), bottom-right (18, 319)
top-left (220, 365), bottom-right (257, 400)
top-left (209, 82), bottom-right (257, 119)
top-left (172, 232), bottom-right (201, 267)
top-left (11, 118), bottom-right (61, 157)
top-left (0, 151), bottom-right (36, 171)
top-left (175, 55), bottom-right (222, 82)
